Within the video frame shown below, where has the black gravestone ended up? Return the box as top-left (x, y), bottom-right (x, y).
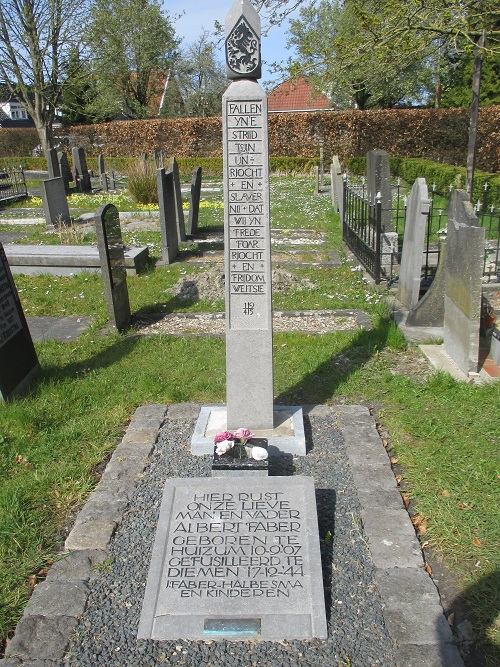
top-left (98, 154), bottom-right (105, 175)
top-left (72, 147), bottom-right (92, 193)
top-left (168, 157), bottom-right (187, 242)
top-left (58, 152), bottom-right (72, 194)
top-left (157, 168), bottom-right (179, 264)
top-left (0, 243), bottom-right (40, 399)
top-left (45, 148), bottom-right (61, 179)
top-left (187, 167), bottom-right (202, 236)
top-left (100, 172), bottom-right (109, 192)
top-left (95, 204), bottom-right (131, 332)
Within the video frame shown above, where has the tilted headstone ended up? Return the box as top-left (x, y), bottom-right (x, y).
top-left (138, 476), bottom-right (327, 640)
top-left (443, 190), bottom-right (485, 375)
top-left (98, 154), bottom-right (105, 175)
top-left (95, 204), bottom-right (131, 331)
top-left (157, 168), bottom-right (179, 264)
top-left (45, 148), bottom-right (60, 179)
top-left (187, 166), bottom-right (202, 236)
top-left (0, 243), bottom-right (40, 399)
top-left (72, 147), bottom-right (92, 193)
top-left (397, 178), bottom-right (430, 310)
top-left (57, 152), bottom-right (72, 194)
top-left (224, 0), bottom-right (273, 430)
top-left (367, 149), bottom-right (392, 231)
top-left (109, 171), bottom-right (116, 190)
top-left (40, 177), bottom-right (71, 229)
top-left (168, 157), bottom-right (187, 242)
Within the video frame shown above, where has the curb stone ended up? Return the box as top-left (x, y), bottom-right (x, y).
top-left (334, 405), bottom-right (465, 667)
top-left (3, 403), bottom-right (465, 666)
top-left (4, 404), bottom-right (168, 665)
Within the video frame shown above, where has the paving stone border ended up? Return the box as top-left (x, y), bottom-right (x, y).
top-left (334, 405), bottom-right (464, 667)
top-left (3, 404), bottom-right (465, 667)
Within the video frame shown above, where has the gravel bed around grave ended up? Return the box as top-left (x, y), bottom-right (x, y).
top-left (132, 312), bottom-right (360, 336)
top-left (66, 414), bottom-right (396, 667)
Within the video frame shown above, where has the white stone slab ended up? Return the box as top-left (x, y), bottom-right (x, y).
top-left (138, 476), bottom-right (327, 640)
top-left (191, 406), bottom-right (306, 455)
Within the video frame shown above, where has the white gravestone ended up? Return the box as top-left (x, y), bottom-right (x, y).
top-left (224, 0), bottom-right (273, 430)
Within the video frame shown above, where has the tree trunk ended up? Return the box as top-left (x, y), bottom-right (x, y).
top-left (466, 30), bottom-right (486, 198)
top-left (34, 120), bottom-right (54, 151)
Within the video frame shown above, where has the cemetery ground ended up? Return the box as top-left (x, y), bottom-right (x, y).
top-left (0, 176), bottom-right (499, 665)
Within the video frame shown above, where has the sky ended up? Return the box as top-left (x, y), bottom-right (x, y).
top-left (165, 0), bottom-right (298, 88)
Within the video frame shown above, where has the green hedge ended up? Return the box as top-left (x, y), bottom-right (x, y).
top-left (346, 156), bottom-right (500, 206)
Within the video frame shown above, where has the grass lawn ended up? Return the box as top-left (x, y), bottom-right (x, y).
top-left (0, 176), bottom-right (499, 664)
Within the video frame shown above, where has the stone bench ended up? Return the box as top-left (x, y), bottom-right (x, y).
top-left (4, 244), bottom-right (149, 276)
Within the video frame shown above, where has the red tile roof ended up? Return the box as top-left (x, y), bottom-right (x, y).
top-left (268, 77), bottom-right (331, 112)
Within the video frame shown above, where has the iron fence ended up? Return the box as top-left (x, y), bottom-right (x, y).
top-left (342, 179), bottom-right (382, 283)
top-left (0, 167), bottom-right (28, 203)
top-left (342, 176), bottom-right (500, 288)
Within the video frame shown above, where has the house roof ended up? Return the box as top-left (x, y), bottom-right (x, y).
top-left (268, 77), bottom-right (331, 112)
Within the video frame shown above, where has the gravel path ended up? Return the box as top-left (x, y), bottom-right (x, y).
top-left (66, 413), bottom-right (397, 667)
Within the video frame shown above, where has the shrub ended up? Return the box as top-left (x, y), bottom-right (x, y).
top-left (125, 160), bottom-right (158, 205)
top-left (345, 155), bottom-right (500, 206)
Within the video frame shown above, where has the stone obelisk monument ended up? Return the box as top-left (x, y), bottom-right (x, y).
top-left (223, 0), bottom-right (274, 430)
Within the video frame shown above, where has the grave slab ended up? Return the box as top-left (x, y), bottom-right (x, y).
top-left (191, 405), bottom-right (306, 455)
top-left (4, 244), bottom-right (148, 276)
top-left (138, 476), bottom-right (327, 640)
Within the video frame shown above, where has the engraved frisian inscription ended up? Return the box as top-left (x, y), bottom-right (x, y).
top-left (138, 477), bottom-right (327, 640)
top-left (165, 489), bottom-right (305, 599)
top-left (226, 99), bottom-right (269, 328)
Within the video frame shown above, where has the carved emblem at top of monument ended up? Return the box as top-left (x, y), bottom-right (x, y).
top-left (226, 16), bottom-right (260, 76)
top-left (225, 0), bottom-right (261, 79)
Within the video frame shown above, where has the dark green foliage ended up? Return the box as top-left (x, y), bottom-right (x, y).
top-left (440, 51), bottom-right (500, 108)
top-left (346, 156), bottom-right (500, 204)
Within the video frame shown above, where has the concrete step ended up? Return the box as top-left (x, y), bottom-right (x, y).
top-left (4, 244), bottom-right (149, 276)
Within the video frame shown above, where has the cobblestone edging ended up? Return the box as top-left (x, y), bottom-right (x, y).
top-left (3, 404), bottom-right (169, 666)
top-left (334, 406), bottom-right (464, 667)
top-left (3, 404), bottom-right (465, 667)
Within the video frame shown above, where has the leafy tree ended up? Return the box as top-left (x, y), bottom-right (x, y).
top-left (174, 31), bottom-right (227, 117)
top-left (85, 0), bottom-right (179, 120)
top-left (58, 47), bottom-right (99, 125)
top-left (286, 0), bottom-right (435, 109)
top-left (440, 50), bottom-right (500, 108)
top-left (0, 0), bottom-right (88, 148)
top-left (345, 0), bottom-right (500, 193)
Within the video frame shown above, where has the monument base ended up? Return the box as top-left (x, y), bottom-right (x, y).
top-left (191, 406), bottom-right (306, 456)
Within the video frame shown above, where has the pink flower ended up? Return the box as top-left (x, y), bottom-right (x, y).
top-left (233, 428), bottom-right (255, 441)
top-left (214, 430), bottom-right (234, 444)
